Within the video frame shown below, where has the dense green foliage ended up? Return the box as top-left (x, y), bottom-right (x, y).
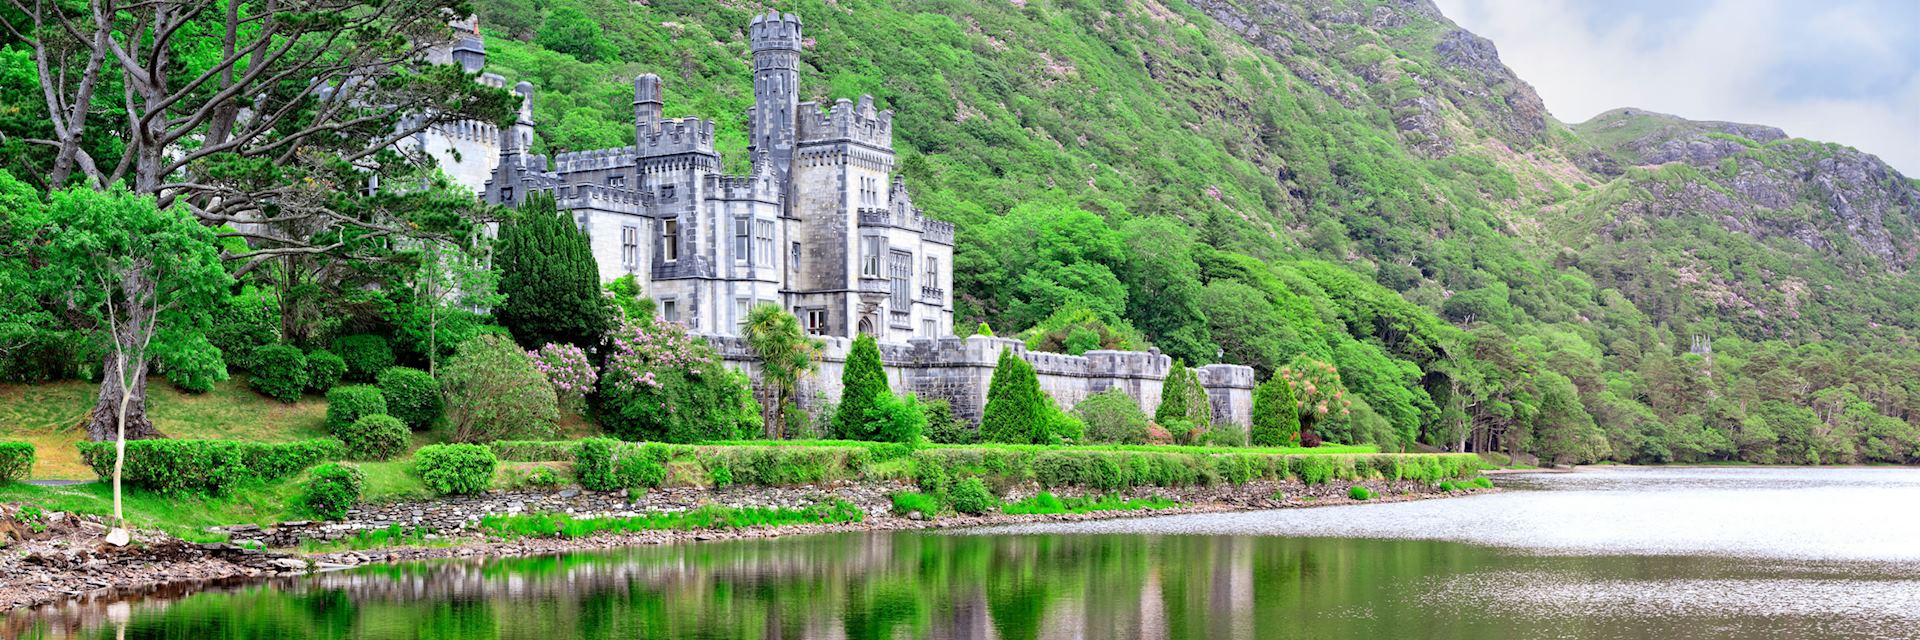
top-left (1075, 389), bottom-right (1152, 445)
top-left (0, 441), bottom-right (33, 483)
top-left (440, 334), bottom-right (559, 443)
top-left (333, 336), bottom-right (396, 383)
top-left (947, 477), bottom-right (998, 515)
top-left (863, 392), bottom-right (929, 444)
top-left (1002, 492), bottom-right (1178, 515)
top-left (495, 192), bottom-right (613, 349)
top-left (376, 367), bottom-right (443, 430)
top-left (413, 444), bottom-right (499, 495)
top-left (302, 463), bottom-right (365, 520)
top-left (304, 350), bottom-right (346, 394)
top-left (341, 415), bottom-right (410, 461)
top-left (248, 345), bottom-right (310, 403)
top-left (1251, 378), bottom-right (1301, 446)
top-left (1154, 361), bottom-right (1213, 428)
top-left (922, 399), bottom-right (975, 444)
top-left (598, 319), bottom-right (760, 443)
top-left (569, 437), bottom-right (620, 490)
top-left (743, 305), bottom-right (821, 438)
top-left (74, 439), bottom-right (343, 494)
top-left (324, 386), bottom-right (389, 438)
top-left (981, 349), bottom-right (1051, 444)
top-left (478, 500), bottom-right (864, 539)
top-left (832, 334), bottom-right (890, 440)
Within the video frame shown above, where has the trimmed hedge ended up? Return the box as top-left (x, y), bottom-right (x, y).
top-left (0, 441), bottom-right (34, 483)
top-left (414, 444), bottom-right (497, 495)
top-left (306, 350), bottom-right (346, 393)
top-left (341, 414), bottom-right (409, 460)
top-left (491, 440), bottom-right (577, 462)
top-left (376, 366), bottom-right (441, 430)
top-left (74, 439), bottom-right (344, 494)
top-left (334, 334), bottom-right (395, 381)
top-left (302, 463), bottom-right (364, 520)
top-left (249, 345), bottom-right (309, 403)
top-left (325, 385), bottom-right (387, 436)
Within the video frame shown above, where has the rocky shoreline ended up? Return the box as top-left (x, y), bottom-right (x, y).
top-left (2, 481), bottom-right (1493, 614)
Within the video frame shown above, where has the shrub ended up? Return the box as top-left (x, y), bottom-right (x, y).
top-left (1076, 389), bottom-right (1151, 444)
top-left (305, 350), bottom-right (346, 393)
top-left (302, 463), bottom-right (364, 520)
top-left (249, 345), bottom-right (309, 403)
top-left (0, 442), bottom-right (34, 483)
top-left (863, 392), bottom-right (927, 444)
top-left (1471, 476), bottom-right (1494, 489)
top-left (923, 399), bottom-right (976, 444)
top-left (341, 414), bottom-right (409, 460)
top-left (1250, 378), bottom-right (1301, 447)
top-left (617, 454), bottom-right (667, 492)
top-left (833, 334), bottom-right (890, 440)
top-left (1296, 456), bottom-right (1335, 485)
top-left (324, 386), bottom-right (388, 437)
top-left (599, 319), bottom-right (759, 442)
top-left (1438, 481), bottom-right (1457, 492)
top-left (890, 491), bottom-right (941, 518)
top-left (1144, 422), bottom-right (1175, 445)
top-left (158, 333), bottom-right (227, 393)
top-left (376, 366), bottom-right (442, 430)
top-left (913, 454), bottom-right (951, 497)
top-left (572, 437), bottom-right (621, 490)
top-left (981, 348), bottom-right (1051, 444)
top-left (948, 477), bottom-right (998, 515)
top-left (208, 287), bottom-right (282, 371)
top-left (529, 342), bottom-right (598, 411)
top-left (75, 439), bottom-right (342, 493)
top-left (1347, 485), bottom-right (1373, 501)
top-left (490, 441), bottom-right (575, 462)
top-left (414, 444), bottom-right (497, 495)
top-left (1155, 360), bottom-right (1211, 425)
top-left (439, 335), bottom-right (559, 443)
top-left (333, 334), bottom-right (396, 381)
top-left (708, 462), bottom-right (734, 488)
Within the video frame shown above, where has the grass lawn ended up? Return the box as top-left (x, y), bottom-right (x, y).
top-left (0, 378), bottom-right (330, 480)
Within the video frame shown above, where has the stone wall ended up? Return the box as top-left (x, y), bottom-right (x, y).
top-left (704, 334), bottom-right (1256, 431)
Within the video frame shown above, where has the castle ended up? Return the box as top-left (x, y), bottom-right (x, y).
top-left (409, 15), bottom-right (1256, 429)
top-left (444, 13), bottom-right (954, 343)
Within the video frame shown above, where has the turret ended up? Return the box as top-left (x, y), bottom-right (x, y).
top-left (503, 81), bottom-right (535, 156)
top-left (748, 11), bottom-right (802, 180)
top-left (633, 73), bottom-right (663, 133)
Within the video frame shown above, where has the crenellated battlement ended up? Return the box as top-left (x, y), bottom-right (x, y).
top-left (797, 96), bottom-right (893, 149)
top-left (705, 169), bottom-right (782, 203)
top-left (543, 183), bottom-right (648, 215)
top-left (636, 117), bottom-right (718, 157)
top-left (748, 11), bottom-right (803, 53)
top-left (553, 146), bottom-right (637, 174)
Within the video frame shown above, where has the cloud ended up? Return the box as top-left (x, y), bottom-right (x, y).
top-left (1433, 0), bottom-right (1920, 175)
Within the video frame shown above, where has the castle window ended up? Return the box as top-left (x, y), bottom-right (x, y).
top-left (662, 299), bottom-right (679, 323)
top-left (733, 217), bottom-right (750, 263)
top-left (734, 298), bottom-right (751, 332)
top-left (889, 250), bottom-right (912, 310)
top-left (860, 238), bottom-right (883, 277)
top-left (662, 219), bottom-right (679, 262)
top-left (754, 220), bottom-right (775, 266)
top-left (804, 308), bottom-right (827, 334)
top-left (621, 225), bottom-right (639, 270)
top-left (660, 185), bottom-right (676, 201)
top-left (500, 186), bottom-right (513, 203)
top-left (790, 241), bottom-right (802, 272)
top-left (924, 256), bottom-right (939, 289)
top-left (608, 175), bottom-right (626, 188)
top-left (923, 319), bottom-right (936, 337)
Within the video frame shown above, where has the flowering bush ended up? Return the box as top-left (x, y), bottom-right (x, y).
top-left (598, 319), bottom-right (761, 443)
top-left (531, 342), bottom-right (598, 410)
top-left (1278, 357), bottom-right (1352, 446)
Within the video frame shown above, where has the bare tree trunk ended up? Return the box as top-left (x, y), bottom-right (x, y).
top-left (86, 327), bottom-right (164, 442)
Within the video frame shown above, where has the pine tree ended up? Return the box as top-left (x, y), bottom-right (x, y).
top-left (1250, 377), bottom-right (1300, 446)
top-left (1155, 359), bottom-right (1190, 424)
top-left (982, 348), bottom-right (1048, 443)
top-left (833, 334), bottom-right (889, 439)
top-left (495, 192), bottom-right (612, 349)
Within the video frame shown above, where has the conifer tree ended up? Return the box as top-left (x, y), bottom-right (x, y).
top-left (496, 192), bottom-right (613, 349)
top-left (1250, 377), bottom-right (1301, 446)
top-left (833, 334), bottom-right (890, 439)
top-left (982, 348), bottom-right (1049, 443)
top-left (1155, 359), bottom-right (1191, 424)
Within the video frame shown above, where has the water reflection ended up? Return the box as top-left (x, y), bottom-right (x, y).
top-left (10, 468), bottom-right (1920, 639)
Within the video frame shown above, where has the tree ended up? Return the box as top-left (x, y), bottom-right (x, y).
top-left (400, 236), bottom-right (502, 374)
top-left (496, 192), bottom-right (612, 349)
top-left (1250, 377), bottom-right (1300, 447)
top-left (27, 186), bottom-right (230, 542)
top-left (1279, 356), bottom-right (1351, 446)
top-left (1155, 360), bottom-right (1212, 427)
top-left (981, 348), bottom-right (1051, 444)
top-left (834, 334), bottom-right (890, 440)
top-left (598, 318), bottom-right (760, 442)
top-left (745, 305), bottom-right (822, 439)
top-left (439, 334), bottom-right (558, 443)
top-left (2, 0), bottom-right (514, 269)
top-left (1074, 389), bottom-right (1151, 444)
top-left (536, 3), bottom-right (617, 62)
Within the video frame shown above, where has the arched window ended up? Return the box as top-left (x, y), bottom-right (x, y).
top-left (857, 317), bottom-right (874, 336)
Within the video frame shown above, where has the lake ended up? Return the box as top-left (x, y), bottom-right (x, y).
top-left (10, 467), bottom-right (1920, 639)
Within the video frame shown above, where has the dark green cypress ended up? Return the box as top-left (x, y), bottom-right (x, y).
top-left (1250, 377), bottom-right (1299, 446)
top-left (495, 192), bottom-right (613, 349)
top-left (834, 334), bottom-right (889, 439)
top-left (981, 348), bottom-right (1047, 444)
top-left (1155, 358), bottom-right (1190, 424)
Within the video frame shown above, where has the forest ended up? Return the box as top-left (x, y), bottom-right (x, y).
top-left (2, 0), bottom-right (1917, 467)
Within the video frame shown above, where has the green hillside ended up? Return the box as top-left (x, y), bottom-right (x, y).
top-left (457, 0), bottom-right (1920, 465)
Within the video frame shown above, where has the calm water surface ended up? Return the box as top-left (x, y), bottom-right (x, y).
top-left (10, 467), bottom-right (1920, 639)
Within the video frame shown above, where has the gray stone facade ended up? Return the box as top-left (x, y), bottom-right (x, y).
top-left (468, 12), bottom-right (954, 343)
top-left (705, 334), bottom-right (1255, 430)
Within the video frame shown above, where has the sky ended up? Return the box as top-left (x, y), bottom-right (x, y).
top-left (1433, 0), bottom-right (1920, 175)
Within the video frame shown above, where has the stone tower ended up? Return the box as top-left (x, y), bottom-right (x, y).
top-left (748, 11), bottom-right (803, 182)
